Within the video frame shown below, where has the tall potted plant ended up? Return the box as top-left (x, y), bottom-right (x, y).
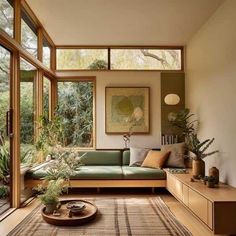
top-left (168, 109), bottom-right (218, 178)
top-left (35, 113), bottom-right (82, 213)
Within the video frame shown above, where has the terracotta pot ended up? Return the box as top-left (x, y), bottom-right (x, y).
top-left (209, 167), bottom-right (219, 184)
top-left (192, 159), bottom-right (205, 179)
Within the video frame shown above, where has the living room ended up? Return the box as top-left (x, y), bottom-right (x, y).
top-left (0, 0), bottom-right (236, 235)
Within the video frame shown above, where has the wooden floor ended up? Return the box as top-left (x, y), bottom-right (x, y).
top-left (0, 188), bottom-right (223, 236)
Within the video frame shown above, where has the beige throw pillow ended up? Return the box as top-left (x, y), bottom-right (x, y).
top-left (161, 142), bottom-right (185, 168)
top-left (141, 150), bottom-right (170, 169)
top-left (129, 147), bottom-right (150, 166)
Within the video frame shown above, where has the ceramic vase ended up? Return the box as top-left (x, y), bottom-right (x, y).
top-left (209, 166), bottom-right (219, 184)
top-left (192, 159), bottom-right (205, 178)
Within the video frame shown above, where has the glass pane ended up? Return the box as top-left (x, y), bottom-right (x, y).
top-left (0, 45), bottom-right (11, 214)
top-left (43, 77), bottom-right (50, 119)
top-left (20, 58), bottom-right (36, 202)
top-left (56, 49), bottom-right (108, 70)
top-left (0, 0), bottom-right (14, 37)
top-left (43, 39), bottom-right (51, 68)
top-left (111, 49), bottom-right (182, 70)
top-left (21, 14), bottom-right (38, 58)
top-left (57, 81), bottom-right (94, 147)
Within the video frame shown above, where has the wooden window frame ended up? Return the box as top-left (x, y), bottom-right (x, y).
top-left (55, 45), bottom-right (184, 72)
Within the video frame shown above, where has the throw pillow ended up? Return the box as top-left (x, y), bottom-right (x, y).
top-left (141, 150), bottom-right (170, 169)
top-left (161, 142), bottom-right (185, 168)
top-left (129, 147), bottom-right (150, 166)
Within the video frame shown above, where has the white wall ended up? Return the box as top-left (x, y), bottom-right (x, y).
top-left (57, 71), bottom-right (161, 149)
top-left (186, 0), bottom-right (236, 187)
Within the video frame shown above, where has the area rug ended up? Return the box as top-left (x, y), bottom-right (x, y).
top-left (8, 197), bottom-right (191, 236)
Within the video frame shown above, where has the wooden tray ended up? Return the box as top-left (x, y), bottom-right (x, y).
top-left (41, 199), bottom-right (98, 226)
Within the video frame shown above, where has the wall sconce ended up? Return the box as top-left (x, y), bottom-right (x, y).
top-left (164, 94), bottom-right (180, 105)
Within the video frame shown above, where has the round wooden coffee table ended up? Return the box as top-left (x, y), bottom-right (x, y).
top-left (41, 199), bottom-right (98, 226)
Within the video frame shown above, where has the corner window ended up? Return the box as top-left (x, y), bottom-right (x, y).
top-left (42, 38), bottom-right (51, 68)
top-left (21, 10), bottom-right (38, 58)
top-left (0, 0), bottom-right (14, 37)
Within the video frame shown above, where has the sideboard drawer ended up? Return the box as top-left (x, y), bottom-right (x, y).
top-left (189, 188), bottom-right (208, 224)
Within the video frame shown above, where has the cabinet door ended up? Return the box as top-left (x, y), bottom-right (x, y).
top-left (167, 174), bottom-right (183, 201)
top-left (189, 188), bottom-right (208, 224)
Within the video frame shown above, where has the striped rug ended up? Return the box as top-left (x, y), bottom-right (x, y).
top-left (8, 197), bottom-right (191, 236)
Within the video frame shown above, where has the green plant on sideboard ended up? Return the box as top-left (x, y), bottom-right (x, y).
top-left (168, 108), bottom-right (218, 178)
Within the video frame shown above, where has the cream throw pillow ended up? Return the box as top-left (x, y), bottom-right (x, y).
top-left (129, 147), bottom-right (150, 166)
top-left (141, 150), bottom-right (170, 169)
top-left (161, 142), bottom-right (185, 168)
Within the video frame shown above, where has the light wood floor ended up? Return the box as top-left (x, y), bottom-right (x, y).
top-left (0, 188), bottom-right (223, 236)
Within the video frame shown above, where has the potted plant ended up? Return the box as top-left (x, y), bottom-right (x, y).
top-left (35, 112), bottom-right (83, 214)
top-left (186, 133), bottom-right (218, 178)
top-left (37, 178), bottom-right (67, 214)
top-left (168, 109), bottom-right (218, 178)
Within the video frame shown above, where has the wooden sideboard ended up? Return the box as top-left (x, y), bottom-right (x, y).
top-left (166, 170), bottom-right (236, 235)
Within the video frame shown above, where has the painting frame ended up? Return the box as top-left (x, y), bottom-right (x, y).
top-left (105, 87), bottom-right (150, 134)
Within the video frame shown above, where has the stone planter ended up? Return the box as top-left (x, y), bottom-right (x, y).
top-left (192, 159), bottom-right (205, 178)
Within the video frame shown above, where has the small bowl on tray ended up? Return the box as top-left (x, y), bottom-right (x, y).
top-left (67, 201), bottom-right (86, 214)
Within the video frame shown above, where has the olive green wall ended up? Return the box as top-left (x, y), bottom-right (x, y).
top-left (161, 72), bottom-right (185, 136)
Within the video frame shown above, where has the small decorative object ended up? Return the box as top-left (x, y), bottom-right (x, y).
top-left (105, 87), bottom-right (150, 134)
top-left (209, 167), bottom-right (219, 184)
top-left (67, 201), bottom-right (86, 214)
top-left (53, 210), bottom-right (61, 216)
top-left (123, 133), bottom-right (130, 149)
top-left (200, 176), bottom-right (209, 185)
top-left (207, 176), bottom-right (216, 188)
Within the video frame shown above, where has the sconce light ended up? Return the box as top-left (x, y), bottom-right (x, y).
top-left (164, 94), bottom-right (180, 105)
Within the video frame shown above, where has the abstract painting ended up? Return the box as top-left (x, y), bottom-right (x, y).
top-left (105, 87), bottom-right (150, 134)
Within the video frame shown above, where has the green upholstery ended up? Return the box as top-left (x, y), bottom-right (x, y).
top-left (122, 166), bottom-right (166, 180)
top-left (29, 166), bottom-right (123, 180)
top-left (79, 150), bottom-right (121, 165)
top-left (122, 150), bottom-right (130, 166)
top-left (70, 166), bottom-right (123, 179)
top-left (26, 150), bottom-right (167, 181)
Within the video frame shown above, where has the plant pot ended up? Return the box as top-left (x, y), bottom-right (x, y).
top-left (192, 159), bottom-right (205, 179)
top-left (45, 203), bottom-right (58, 214)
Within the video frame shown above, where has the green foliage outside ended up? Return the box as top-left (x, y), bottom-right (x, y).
top-left (0, 185), bottom-right (9, 199)
top-left (57, 81), bottom-right (94, 147)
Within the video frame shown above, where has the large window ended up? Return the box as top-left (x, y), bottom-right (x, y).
top-left (21, 10), bottom-right (38, 58)
top-left (20, 58), bottom-right (36, 164)
top-left (0, 45), bottom-right (11, 214)
top-left (56, 47), bottom-right (183, 71)
top-left (56, 49), bottom-right (108, 70)
top-left (42, 38), bottom-right (51, 68)
top-left (57, 80), bottom-right (95, 148)
top-left (0, 0), bottom-right (14, 37)
top-left (111, 49), bottom-right (182, 70)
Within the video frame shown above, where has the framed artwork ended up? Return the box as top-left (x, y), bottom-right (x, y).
top-left (105, 87), bottom-right (150, 134)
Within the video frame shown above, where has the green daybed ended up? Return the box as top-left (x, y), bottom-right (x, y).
top-left (25, 150), bottom-right (166, 188)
